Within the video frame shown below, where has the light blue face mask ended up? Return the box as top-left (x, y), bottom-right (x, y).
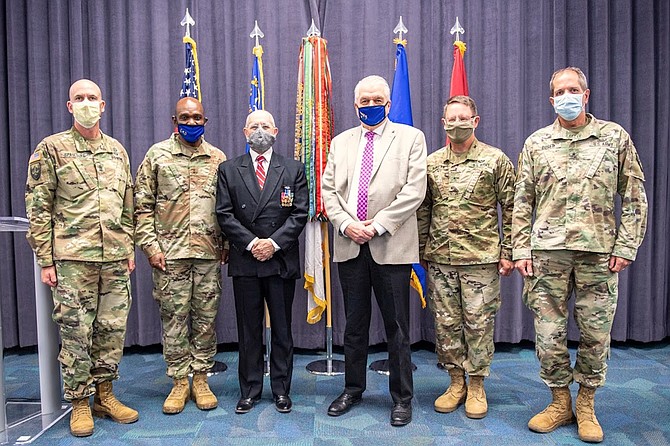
top-left (552, 93), bottom-right (584, 121)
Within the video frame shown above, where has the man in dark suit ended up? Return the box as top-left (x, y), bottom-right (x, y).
top-left (322, 75), bottom-right (427, 426)
top-left (216, 110), bottom-right (308, 414)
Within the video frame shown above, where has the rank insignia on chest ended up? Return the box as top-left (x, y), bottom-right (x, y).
top-left (30, 163), bottom-right (41, 180)
top-left (280, 186), bottom-right (294, 207)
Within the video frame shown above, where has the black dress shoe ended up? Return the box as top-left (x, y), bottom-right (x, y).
top-left (274, 395), bottom-right (292, 413)
top-left (235, 397), bottom-right (260, 414)
top-left (390, 402), bottom-right (412, 426)
top-left (327, 393), bottom-right (362, 417)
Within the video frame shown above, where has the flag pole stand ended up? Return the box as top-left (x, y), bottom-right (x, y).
top-left (306, 222), bottom-right (345, 375)
top-left (369, 359), bottom-right (417, 375)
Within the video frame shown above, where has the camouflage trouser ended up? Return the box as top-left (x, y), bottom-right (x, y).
top-left (523, 250), bottom-right (617, 388)
top-left (153, 259), bottom-right (221, 379)
top-left (427, 262), bottom-right (500, 376)
top-left (52, 260), bottom-right (131, 401)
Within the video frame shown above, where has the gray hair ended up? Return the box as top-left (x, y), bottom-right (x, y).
top-left (245, 109), bottom-right (276, 128)
top-left (354, 75), bottom-right (391, 102)
top-left (550, 67), bottom-right (588, 96)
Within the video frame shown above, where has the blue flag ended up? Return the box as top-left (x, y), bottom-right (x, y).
top-left (388, 42), bottom-right (426, 308)
top-left (246, 45), bottom-right (265, 152)
top-left (249, 45), bottom-right (264, 113)
top-left (389, 43), bottom-right (413, 126)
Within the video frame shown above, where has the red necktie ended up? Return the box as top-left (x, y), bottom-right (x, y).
top-left (255, 155), bottom-right (266, 189)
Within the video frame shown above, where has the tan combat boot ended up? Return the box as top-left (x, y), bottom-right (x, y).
top-left (192, 372), bottom-right (218, 410)
top-left (93, 381), bottom-right (139, 423)
top-left (576, 385), bottom-right (604, 443)
top-left (70, 397), bottom-right (94, 437)
top-left (528, 386), bottom-right (576, 433)
top-left (434, 367), bottom-right (467, 413)
top-left (163, 377), bottom-right (190, 414)
top-left (465, 376), bottom-right (488, 419)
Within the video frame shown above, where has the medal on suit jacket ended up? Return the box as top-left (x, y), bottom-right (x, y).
top-left (280, 185), bottom-right (294, 207)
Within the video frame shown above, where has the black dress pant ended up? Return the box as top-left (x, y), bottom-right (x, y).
top-left (337, 243), bottom-right (413, 403)
top-left (232, 275), bottom-right (295, 399)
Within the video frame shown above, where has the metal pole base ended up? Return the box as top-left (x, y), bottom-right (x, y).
top-left (306, 359), bottom-right (345, 376)
top-left (369, 359), bottom-right (417, 376)
top-left (263, 354), bottom-right (270, 377)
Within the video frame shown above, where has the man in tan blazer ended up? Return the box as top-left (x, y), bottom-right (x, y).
top-left (322, 75), bottom-right (427, 426)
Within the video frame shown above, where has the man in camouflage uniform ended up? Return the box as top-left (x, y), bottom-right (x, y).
top-left (417, 95), bottom-right (515, 420)
top-left (512, 67), bottom-right (648, 443)
top-left (25, 79), bottom-right (138, 437)
top-left (135, 97), bottom-right (227, 415)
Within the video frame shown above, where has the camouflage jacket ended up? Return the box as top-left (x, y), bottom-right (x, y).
top-left (25, 127), bottom-right (134, 267)
top-left (417, 139), bottom-right (515, 265)
top-left (512, 114), bottom-right (648, 261)
top-left (134, 134), bottom-right (227, 260)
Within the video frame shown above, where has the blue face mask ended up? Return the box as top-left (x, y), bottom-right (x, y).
top-left (178, 124), bottom-right (205, 143)
top-left (357, 104), bottom-right (387, 127)
top-left (552, 93), bottom-right (584, 121)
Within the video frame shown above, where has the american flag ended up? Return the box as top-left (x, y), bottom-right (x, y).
top-left (180, 36), bottom-right (201, 100)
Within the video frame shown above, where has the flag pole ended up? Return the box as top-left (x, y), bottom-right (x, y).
top-left (179, 8), bottom-right (225, 374)
top-left (369, 16), bottom-right (420, 376)
top-left (301, 19), bottom-right (344, 376)
top-left (320, 221), bottom-right (339, 373)
top-left (248, 19), bottom-right (272, 376)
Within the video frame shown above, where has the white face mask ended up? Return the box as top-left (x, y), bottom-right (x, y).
top-left (71, 100), bottom-right (102, 128)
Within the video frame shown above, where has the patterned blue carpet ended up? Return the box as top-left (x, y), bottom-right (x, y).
top-left (3, 341), bottom-right (669, 445)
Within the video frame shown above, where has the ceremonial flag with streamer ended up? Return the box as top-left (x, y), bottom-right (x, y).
top-left (180, 36), bottom-right (201, 100)
top-left (295, 36), bottom-right (334, 324)
top-left (388, 40), bottom-right (426, 309)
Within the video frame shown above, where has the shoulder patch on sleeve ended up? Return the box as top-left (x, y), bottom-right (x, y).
top-left (30, 162), bottom-right (42, 181)
top-left (29, 151), bottom-right (42, 163)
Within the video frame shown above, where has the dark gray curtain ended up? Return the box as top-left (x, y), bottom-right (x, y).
top-left (1, 0), bottom-right (668, 348)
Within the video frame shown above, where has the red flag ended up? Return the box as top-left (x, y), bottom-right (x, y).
top-left (446, 40), bottom-right (468, 145)
top-left (450, 41), bottom-right (468, 96)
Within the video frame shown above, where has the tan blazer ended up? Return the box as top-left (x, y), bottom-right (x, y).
top-left (322, 121), bottom-right (427, 264)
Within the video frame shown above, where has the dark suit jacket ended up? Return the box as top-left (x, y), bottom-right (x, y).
top-left (215, 151), bottom-right (308, 279)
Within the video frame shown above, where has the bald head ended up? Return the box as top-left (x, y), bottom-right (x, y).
top-left (175, 97), bottom-right (204, 117)
top-left (68, 79), bottom-right (102, 102)
top-left (245, 110), bottom-right (275, 128)
top-left (243, 110), bottom-right (278, 153)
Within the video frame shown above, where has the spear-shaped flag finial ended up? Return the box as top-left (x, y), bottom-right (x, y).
top-left (306, 19), bottom-right (321, 37)
top-left (393, 15), bottom-right (408, 46)
top-left (250, 20), bottom-right (264, 47)
top-left (181, 8), bottom-right (195, 38)
top-left (450, 16), bottom-right (465, 42)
